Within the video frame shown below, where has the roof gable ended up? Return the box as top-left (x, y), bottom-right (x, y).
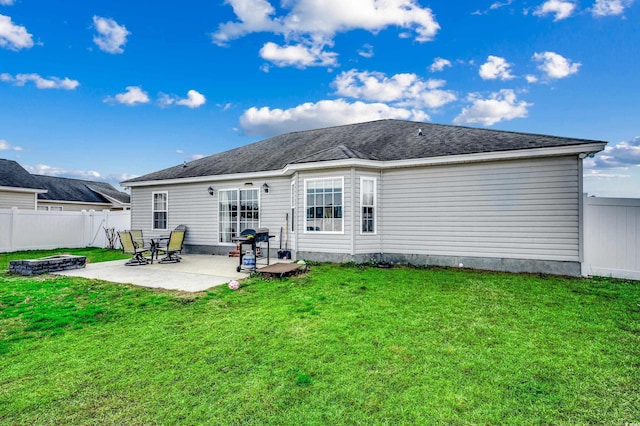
top-left (0, 159), bottom-right (47, 191)
top-left (34, 175), bottom-right (130, 205)
top-left (123, 119), bottom-right (607, 184)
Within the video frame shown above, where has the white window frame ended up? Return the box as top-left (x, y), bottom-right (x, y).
top-left (360, 176), bottom-right (377, 235)
top-left (152, 191), bottom-right (168, 231)
top-left (218, 188), bottom-right (260, 244)
top-left (38, 205), bottom-right (63, 211)
top-left (304, 176), bottom-right (344, 234)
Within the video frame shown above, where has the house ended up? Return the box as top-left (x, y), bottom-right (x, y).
top-left (121, 119), bottom-right (606, 276)
top-left (0, 159), bottom-right (47, 210)
top-left (0, 159), bottom-right (130, 211)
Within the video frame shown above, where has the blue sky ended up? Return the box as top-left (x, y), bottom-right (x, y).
top-left (1, 0), bottom-right (638, 197)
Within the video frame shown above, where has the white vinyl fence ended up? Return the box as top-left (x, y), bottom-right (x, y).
top-left (0, 208), bottom-right (131, 253)
top-left (583, 196), bottom-right (640, 280)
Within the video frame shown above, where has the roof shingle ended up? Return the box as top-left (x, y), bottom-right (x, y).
top-left (0, 159), bottom-right (47, 190)
top-left (123, 119), bottom-right (606, 183)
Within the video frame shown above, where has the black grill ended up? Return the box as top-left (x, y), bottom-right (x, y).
top-left (232, 228), bottom-right (274, 272)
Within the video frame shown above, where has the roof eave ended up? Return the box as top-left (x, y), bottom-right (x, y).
top-left (0, 185), bottom-right (48, 194)
top-left (122, 142), bottom-right (606, 188)
top-left (37, 199), bottom-right (113, 206)
top-left (88, 188), bottom-right (131, 207)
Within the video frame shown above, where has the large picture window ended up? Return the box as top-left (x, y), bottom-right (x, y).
top-left (361, 177), bottom-right (376, 234)
top-left (305, 177), bottom-right (343, 233)
top-left (219, 188), bottom-right (259, 243)
top-left (152, 192), bottom-right (168, 230)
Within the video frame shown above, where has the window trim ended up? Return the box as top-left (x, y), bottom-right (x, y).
top-left (360, 176), bottom-right (377, 235)
top-left (152, 191), bottom-right (169, 231)
top-left (303, 176), bottom-right (345, 235)
top-left (37, 205), bottom-right (63, 212)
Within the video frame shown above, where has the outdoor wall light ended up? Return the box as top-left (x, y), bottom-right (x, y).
top-left (207, 186), bottom-right (214, 196)
top-left (578, 152), bottom-right (597, 159)
top-left (262, 183), bottom-right (270, 193)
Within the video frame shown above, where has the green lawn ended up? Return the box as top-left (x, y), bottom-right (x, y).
top-left (1, 249), bottom-right (639, 424)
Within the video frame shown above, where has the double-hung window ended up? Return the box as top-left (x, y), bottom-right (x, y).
top-left (305, 177), bottom-right (343, 233)
top-left (219, 188), bottom-right (259, 243)
top-left (361, 177), bottom-right (376, 234)
top-left (152, 192), bottom-right (168, 230)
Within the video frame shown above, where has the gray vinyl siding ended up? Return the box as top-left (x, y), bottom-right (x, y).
top-left (296, 168), bottom-right (352, 254)
top-left (130, 177), bottom-right (291, 249)
top-left (380, 156), bottom-right (580, 261)
top-left (131, 183), bottom-right (218, 247)
top-left (0, 190), bottom-right (36, 210)
top-left (254, 177), bottom-right (291, 250)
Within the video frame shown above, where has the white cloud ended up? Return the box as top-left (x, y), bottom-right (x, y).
top-left (105, 86), bottom-right (150, 105)
top-left (239, 99), bottom-right (429, 137)
top-left (479, 55), bottom-right (515, 80)
top-left (177, 90), bottom-right (206, 108)
top-left (430, 57), bottom-right (452, 72)
top-left (586, 137), bottom-right (640, 169)
top-left (1, 72), bottom-right (79, 89)
top-left (211, 0), bottom-right (281, 46)
top-left (0, 139), bottom-right (23, 151)
top-left (491, 0), bottom-right (514, 9)
top-left (24, 163), bottom-right (135, 190)
top-left (592, 0), bottom-right (633, 16)
top-left (213, 0), bottom-right (440, 68)
top-left (333, 69), bottom-right (456, 109)
top-left (160, 90), bottom-right (207, 109)
top-left (0, 14), bottom-right (33, 50)
top-left (358, 44), bottom-right (374, 58)
top-left (453, 89), bottom-right (532, 126)
top-left (93, 16), bottom-right (130, 54)
top-left (259, 42), bottom-right (338, 68)
top-left (0, 0), bottom-right (15, 5)
top-left (533, 0), bottom-right (576, 20)
top-left (25, 164), bottom-right (102, 180)
top-left (533, 51), bottom-right (581, 79)
top-left (525, 74), bottom-right (539, 83)
top-left (583, 169), bottom-right (631, 180)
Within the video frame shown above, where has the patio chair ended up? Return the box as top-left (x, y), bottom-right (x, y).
top-left (130, 230), bottom-right (145, 250)
top-left (157, 229), bottom-right (186, 263)
top-left (118, 231), bottom-right (150, 266)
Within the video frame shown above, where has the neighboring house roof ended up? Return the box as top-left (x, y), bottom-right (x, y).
top-left (123, 119), bottom-right (607, 184)
top-left (0, 159), bottom-right (47, 192)
top-left (34, 175), bottom-right (130, 205)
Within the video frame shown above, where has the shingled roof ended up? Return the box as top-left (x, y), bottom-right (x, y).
top-left (34, 175), bottom-right (130, 205)
top-left (123, 119), bottom-right (606, 184)
top-left (0, 159), bottom-right (46, 191)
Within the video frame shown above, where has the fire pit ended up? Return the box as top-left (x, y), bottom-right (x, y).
top-left (9, 255), bottom-right (87, 275)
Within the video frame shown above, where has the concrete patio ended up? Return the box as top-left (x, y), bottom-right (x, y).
top-left (55, 255), bottom-right (252, 292)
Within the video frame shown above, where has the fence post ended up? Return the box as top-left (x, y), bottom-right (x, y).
top-left (9, 207), bottom-right (18, 252)
top-left (81, 210), bottom-right (89, 247)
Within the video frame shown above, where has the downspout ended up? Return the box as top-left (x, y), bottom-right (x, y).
top-left (350, 167), bottom-right (356, 257)
top-left (578, 156), bottom-right (586, 276)
top-left (294, 172), bottom-right (299, 254)
top-left (379, 168), bottom-right (384, 261)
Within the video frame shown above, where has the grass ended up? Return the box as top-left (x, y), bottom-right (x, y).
top-left (0, 249), bottom-right (639, 424)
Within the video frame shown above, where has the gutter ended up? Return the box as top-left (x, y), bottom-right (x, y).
top-left (0, 185), bottom-right (48, 194)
